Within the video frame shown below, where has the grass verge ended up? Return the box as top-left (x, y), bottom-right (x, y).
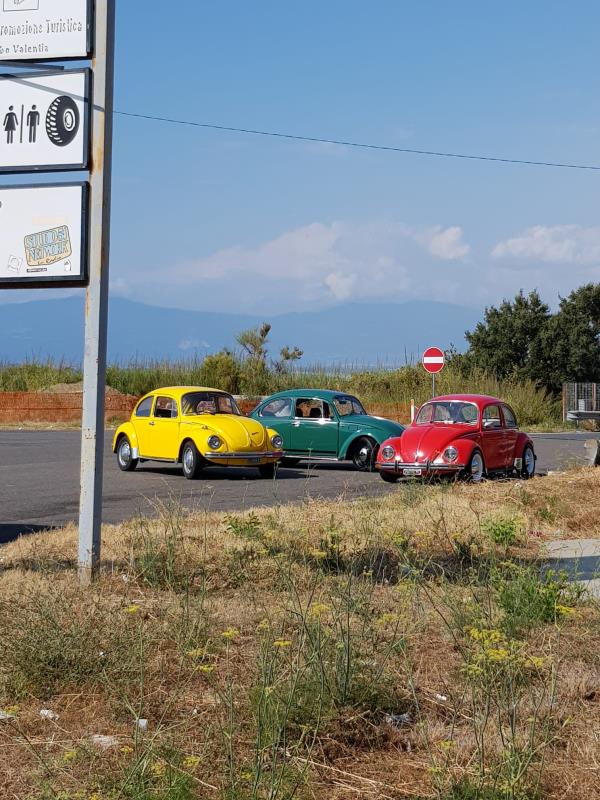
top-left (1, 468), bottom-right (599, 799)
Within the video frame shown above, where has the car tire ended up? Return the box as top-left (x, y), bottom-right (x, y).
top-left (380, 471), bottom-right (399, 484)
top-left (351, 437), bottom-right (378, 472)
top-left (258, 463), bottom-right (277, 479)
top-left (462, 449), bottom-right (486, 483)
top-left (520, 445), bottom-right (536, 480)
top-left (46, 95), bottom-right (80, 147)
top-left (181, 440), bottom-right (203, 480)
top-left (116, 436), bottom-right (138, 472)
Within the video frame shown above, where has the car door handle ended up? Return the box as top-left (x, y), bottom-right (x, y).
top-left (292, 421), bottom-right (301, 427)
top-left (149, 421), bottom-right (155, 426)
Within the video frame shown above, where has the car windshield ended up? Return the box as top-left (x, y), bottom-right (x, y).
top-left (416, 401), bottom-right (478, 426)
top-left (333, 395), bottom-right (367, 417)
top-left (182, 391), bottom-right (242, 416)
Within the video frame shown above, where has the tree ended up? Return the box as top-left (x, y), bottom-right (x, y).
top-left (463, 290), bottom-right (551, 380)
top-left (236, 323), bottom-right (303, 394)
top-left (529, 284), bottom-right (600, 392)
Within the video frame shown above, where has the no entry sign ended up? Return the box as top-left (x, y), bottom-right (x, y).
top-left (422, 346), bottom-right (445, 374)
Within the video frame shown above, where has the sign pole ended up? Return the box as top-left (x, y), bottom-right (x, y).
top-left (432, 373), bottom-right (435, 399)
top-left (78, 0), bottom-right (115, 585)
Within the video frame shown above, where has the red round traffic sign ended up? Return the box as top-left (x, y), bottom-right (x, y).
top-left (422, 346), bottom-right (445, 374)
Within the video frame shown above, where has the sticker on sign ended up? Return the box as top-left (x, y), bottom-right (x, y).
top-left (0, 70), bottom-right (89, 172)
top-left (0, 183), bottom-right (88, 287)
top-left (0, 0), bottom-right (91, 61)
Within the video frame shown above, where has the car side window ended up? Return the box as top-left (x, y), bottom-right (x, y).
top-left (260, 398), bottom-right (292, 418)
top-left (295, 399), bottom-right (332, 419)
top-left (135, 397), bottom-right (154, 418)
top-left (154, 396), bottom-right (178, 419)
top-left (502, 405), bottom-right (518, 428)
top-left (483, 405), bottom-right (502, 429)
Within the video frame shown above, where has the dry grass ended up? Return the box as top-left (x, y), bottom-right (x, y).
top-left (1, 470), bottom-right (600, 800)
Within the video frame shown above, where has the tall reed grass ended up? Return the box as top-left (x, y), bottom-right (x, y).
top-left (0, 357), bottom-right (561, 426)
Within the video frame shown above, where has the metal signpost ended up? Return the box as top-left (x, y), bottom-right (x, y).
top-left (422, 346), bottom-right (445, 397)
top-left (0, 0), bottom-right (115, 584)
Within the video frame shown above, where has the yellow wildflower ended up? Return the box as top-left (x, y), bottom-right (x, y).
top-left (125, 604), bottom-right (139, 615)
top-left (273, 639), bottom-right (292, 649)
top-left (241, 771), bottom-right (253, 780)
top-left (151, 759), bottom-right (167, 777)
top-left (527, 655), bottom-right (546, 669)
top-left (63, 749), bottom-right (77, 764)
top-left (221, 627), bottom-right (239, 641)
top-left (377, 613), bottom-right (400, 627)
top-left (308, 603), bottom-right (331, 618)
top-left (257, 618), bottom-right (270, 632)
top-left (198, 665), bottom-right (215, 674)
top-left (120, 745), bottom-right (134, 754)
top-left (556, 605), bottom-right (576, 617)
top-left (183, 755), bottom-right (201, 770)
top-left (311, 550), bottom-right (328, 560)
top-left (439, 740), bottom-right (454, 751)
top-left (186, 647), bottom-right (205, 659)
top-left (486, 647), bottom-right (510, 662)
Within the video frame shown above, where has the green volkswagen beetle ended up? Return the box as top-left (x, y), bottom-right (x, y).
top-left (251, 389), bottom-right (405, 471)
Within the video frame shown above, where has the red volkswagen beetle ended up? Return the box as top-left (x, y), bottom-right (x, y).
top-left (376, 394), bottom-right (536, 483)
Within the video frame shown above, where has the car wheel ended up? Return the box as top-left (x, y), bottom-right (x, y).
top-left (117, 436), bottom-right (138, 472)
top-left (463, 449), bottom-right (485, 483)
top-left (520, 445), bottom-right (536, 480)
top-left (181, 441), bottom-right (203, 480)
top-left (351, 437), bottom-right (378, 471)
top-left (380, 471), bottom-right (399, 484)
top-left (258, 463), bottom-right (277, 479)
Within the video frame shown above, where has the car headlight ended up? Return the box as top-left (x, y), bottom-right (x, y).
top-left (382, 445), bottom-right (396, 461)
top-left (271, 434), bottom-right (283, 449)
top-left (208, 435), bottom-right (222, 450)
top-left (444, 446), bottom-right (458, 462)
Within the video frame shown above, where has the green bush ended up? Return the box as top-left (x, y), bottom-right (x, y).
top-left (495, 565), bottom-right (583, 636)
top-left (482, 513), bottom-right (523, 548)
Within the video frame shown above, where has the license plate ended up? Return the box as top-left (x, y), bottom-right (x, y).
top-left (403, 468), bottom-right (423, 477)
top-left (245, 456), bottom-right (261, 463)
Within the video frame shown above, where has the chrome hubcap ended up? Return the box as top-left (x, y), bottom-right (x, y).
top-left (525, 448), bottom-right (535, 475)
top-left (183, 448), bottom-right (194, 472)
top-left (118, 440), bottom-right (130, 465)
top-left (471, 453), bottom-right (484, 481)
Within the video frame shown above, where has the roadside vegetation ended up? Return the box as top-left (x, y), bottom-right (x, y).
top-left (1, 467), bottom-right (599, 799)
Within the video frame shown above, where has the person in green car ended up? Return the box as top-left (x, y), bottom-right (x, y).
top-left (251, 389), bottom-right (404, 471)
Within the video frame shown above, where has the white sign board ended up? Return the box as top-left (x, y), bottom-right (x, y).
top-left (0, 70), bottom-right (89, 172)
top-left (0, 183), bottom-right (88, 286)
top-left (0, 0), bottom-right (91, 61)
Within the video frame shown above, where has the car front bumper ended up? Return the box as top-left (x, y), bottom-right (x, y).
top-left (203, 450), bottom-right (283, 464)
top-left (377, 460), bottom-right (465, 476)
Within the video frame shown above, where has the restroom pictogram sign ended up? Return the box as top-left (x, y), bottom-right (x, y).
top-left (0, 69), bottom-right (89, 173)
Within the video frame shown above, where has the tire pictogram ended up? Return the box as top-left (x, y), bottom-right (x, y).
top-left (45, 95), bottom-right (80, 147)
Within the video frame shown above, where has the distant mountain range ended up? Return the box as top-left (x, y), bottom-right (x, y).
top-left (0, 297), bottom-right (481, 365)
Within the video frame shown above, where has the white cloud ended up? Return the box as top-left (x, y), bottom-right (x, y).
top-left (424, 225), bottom-right (471, 259)
top-left (127, 220), bottom-right (472, 310)
top-left (492, 225), bottom-right (600, 264)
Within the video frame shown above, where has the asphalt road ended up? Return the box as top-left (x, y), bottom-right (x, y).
top-left (1, 430), bottom-right (598, 541)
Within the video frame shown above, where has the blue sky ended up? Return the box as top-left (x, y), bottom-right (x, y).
top-left (4, 0), bottom-right (600, 312)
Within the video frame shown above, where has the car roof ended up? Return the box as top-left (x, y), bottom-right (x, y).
top-left (262, 389), bottom-right (356, 401)
top-left (428, 394), bottom-right (507, 407)
top-left (142, 386), bottom-right (232, 398)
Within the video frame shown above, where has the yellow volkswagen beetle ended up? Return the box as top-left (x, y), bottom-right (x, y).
top-left (113, 386), bottom-right (283, 479)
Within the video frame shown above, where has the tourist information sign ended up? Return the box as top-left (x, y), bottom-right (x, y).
top-left (0, 182), bottom-right (88, 286)
top-left (0, 69), bottom-right (90, 172)
top-left (0, 0), bottom-right (92, 61)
